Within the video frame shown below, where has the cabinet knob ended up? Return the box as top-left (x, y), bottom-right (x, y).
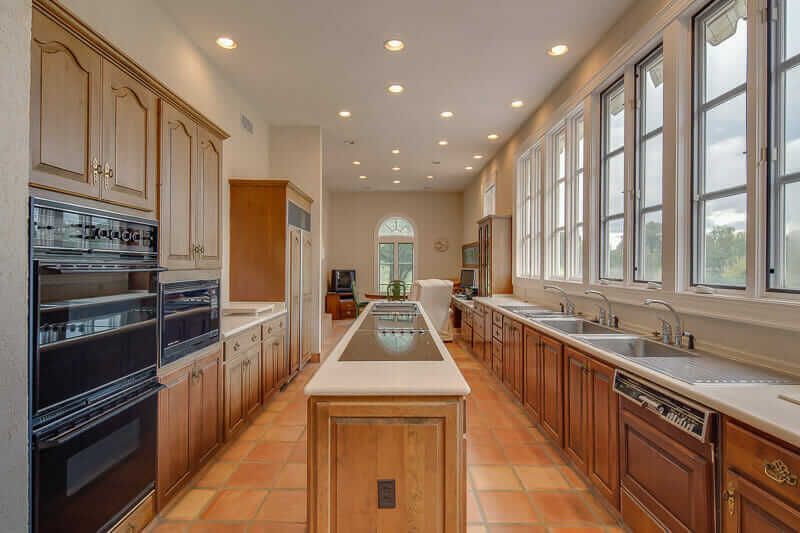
top-left (722, 483), bottom-right (736, 516)
top-left (251, 334), bottom-right (258, 342)
top-left (233, 341), bottom-right (240, 351)
top-left (267, 327), bottom-right (273, 334)
top-left (91, 158), bottom-right (102, 186)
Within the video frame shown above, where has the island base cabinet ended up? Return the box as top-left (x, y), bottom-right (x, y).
top-left (307, 396), bottom-right (467, 533)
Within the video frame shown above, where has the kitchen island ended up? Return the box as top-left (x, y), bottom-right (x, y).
top-left (305, 301), bottom-right (470, 533)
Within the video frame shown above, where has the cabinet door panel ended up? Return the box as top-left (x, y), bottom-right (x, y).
top-left (159, 102), bottom-right (197, 270)
top-left (225, 355), bottom-right (246, 438)
top-left (190, 352), bottom-right (221, 467)
top-left (564, 348), bottom-right (589, 472)
top-left (31, 10), bottom-right (101, 198)
top-left (289, 228), bottom-right (302, 376)
top-left (523, 327), bottom-right (542, 422)
top-left (196, 128), bottom-right (222, 269)
top-left (723, 470), bottom-right (800, 533)
top-left (588, 358), bottom-right (619, 507)
top-left (157, 367), bottom-right (191, 507)
top-left (100, 59), bottom-right (157, 211)
top-left (512, 322), bottom-right (524, 400)
top-left (540, 336), bottom-right (563, 446)
top-left (245, 349), bottom-right (262, 417)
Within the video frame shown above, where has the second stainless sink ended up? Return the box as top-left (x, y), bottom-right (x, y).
top-left (534, 318), bottom-right (623, 335)
top-left (575, 335), bottom-right (696, 358)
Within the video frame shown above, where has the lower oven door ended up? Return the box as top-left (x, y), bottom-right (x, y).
top-left (33, 381), bottom-right (162, 533)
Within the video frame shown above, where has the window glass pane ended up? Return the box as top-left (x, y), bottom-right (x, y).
top-left (574, 224), bottom-right (584, 278)
top-left (379, 217), bottom-right (414, 237)
top-left (379, 243), bottom-right (394, 264)
top-left (702, 193), bottom-right (747, 286)
top-left (576, 119), bottom-right (584, 169)
top-left (556, 180), bottom-right (566, 227)
top-left (398, 242), bottom-right (413, 264)
top-left (703, 0), bottom-right (747, 102)
top-left (604, 218), bottom-right (625, 280)
top-left (704, 92), bottom-right (747, 192)
top-left (606, 88), bottom-right (625, 152)
top-left (576, 172), bottom-right (584, 224)
top-left (640, 210), bottom-right (663, 282)
top-left (606, 153), bottom-right (625, 215)
top-left (644, 57), bottom-right (664, 132)
top-left (785, 65), bottom-right (800, 175)
top-left (786, 0), bottom-right (799, 59)
top-left (554, 229), bottom-right (565, 278)
top-left (784, 181), bottom-right (800, 289)
top-left (557, 132), bottom-right (566, 178)
top-left (643, 135), bottom-right (663, 207)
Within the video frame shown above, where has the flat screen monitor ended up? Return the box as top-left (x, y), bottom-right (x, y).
top-left (460, 268), bottom-right (477, 290)
top-left (332, 269), bottom-right (356, 293)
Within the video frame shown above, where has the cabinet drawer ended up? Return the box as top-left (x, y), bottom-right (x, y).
top-left (492, 324), bottom-right (503, 341)
top-left (261, 317), bottom-right (286, 338)
top-left (224, 326), bottom-right (260, 360)
top-left (493, 311), bottom-right (503, 327)
top-left (724, 419), bottom-right (800, 507)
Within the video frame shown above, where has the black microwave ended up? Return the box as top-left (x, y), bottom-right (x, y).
top-left (159, 280), bottom-right (220, 366)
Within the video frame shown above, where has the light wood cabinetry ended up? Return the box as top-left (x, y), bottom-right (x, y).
top-left (302, 232), bottom-right (314, 363)
top-left (261, 317), bottom-right (286, 400)
top-left (540, 334), bottom-right (564, 446)
top-left (159, 102), bottom-right (223, 270)
top-left (477, 215), bottom-right (512, 296)
top-left (224, 334), bottom-right (262, 440)
top-left (722, 419), bottom-right (800, 532)
top-left (157, 349), bottom-right (222, 509)
top-left (307, 396), bottom-right (467, 533)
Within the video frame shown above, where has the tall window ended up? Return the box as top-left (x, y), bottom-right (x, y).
top-left (570, 115), bottom-right (585, 280)
top-left (484, 184), bottom-right (496, 216)
top-left (517, 151), bottom-right (533, 277)
top-left (551, 129), bottom-right (567, 278)
top-left (769, 0), bottom-right (800, 291)
top-left (635, 48), bottom-right (664, 283)
top-left (600, 79), bottom-right (626, 280)
top-left (693, 0), bottom-right (748, 288)
top-left (532, 145), bottom-right (543, 278)
top-left (377, 216), bottom-right (414, 292)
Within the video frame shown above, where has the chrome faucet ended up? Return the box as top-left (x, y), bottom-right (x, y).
top-left (585, 289), bottom-right (617, 328)
top-left (643, 299), bottom-right (695, 349)
top-left (544, 285), bottom-right (575, 315)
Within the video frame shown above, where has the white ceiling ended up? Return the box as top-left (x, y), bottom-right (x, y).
top-left (159, 0), bottom-right (633, 192)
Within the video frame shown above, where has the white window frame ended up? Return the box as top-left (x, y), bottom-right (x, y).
top-left (516, 151), bottom-right (533, 278)
top-left (375, 216), bottom-right (415, 293)
top-left (599, 78), bottom-right (627, 282)
top-left (569, 113), bottom-right (585, 281)
top-left (548, 126), bottom-right (568, 279)
top-left (532, 144), bottom-right (544, 279)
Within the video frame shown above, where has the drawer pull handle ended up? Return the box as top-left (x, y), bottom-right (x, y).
top-left (723, 483), bottom-right (736, 516)
top-left (764, 459), bottom-right (798, 487)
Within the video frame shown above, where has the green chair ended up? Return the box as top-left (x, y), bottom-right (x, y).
top-left (386, 280), bottom-right (408, 301)
top-left (351, 281), bottom-right (369, 315)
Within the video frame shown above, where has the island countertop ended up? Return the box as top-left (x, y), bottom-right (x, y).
top-left (304, 301), bottom-right (471, 397)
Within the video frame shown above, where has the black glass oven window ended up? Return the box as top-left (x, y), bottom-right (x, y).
top-left (162, 286), bottom-right (219, 350)
top-left (66, 419), bottom-right (140, 497)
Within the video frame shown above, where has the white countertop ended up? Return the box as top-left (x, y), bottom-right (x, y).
top-left (221, 309), bottom-right (287, 339)
top-left (223, 301), bottom-right (284, 316)
top-left (474, 295), bottom-right (800, 448)
top-left (304, 302), bottom-right (471, 397)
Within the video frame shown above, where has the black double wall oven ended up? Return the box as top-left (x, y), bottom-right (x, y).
top-left (30, 198), bottom-right (163, 533)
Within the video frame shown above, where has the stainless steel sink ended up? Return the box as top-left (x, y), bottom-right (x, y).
top-left (576, 335), bottom-right (695, 358)
top-left (534, 318), bottom-right (624, 335)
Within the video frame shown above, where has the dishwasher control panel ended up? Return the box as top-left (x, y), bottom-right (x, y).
top-left (613, 370), bottom-right (715, 443)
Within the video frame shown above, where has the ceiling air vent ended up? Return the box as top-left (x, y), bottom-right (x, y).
top-left (240, 114), bottom-right (253, 134)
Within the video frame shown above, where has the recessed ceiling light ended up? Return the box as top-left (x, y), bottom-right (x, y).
top-left (511, 100), bottom-right (524, 108)
top-left (473, 154), bottom-right (484, 159)
top-left (547, 44), bottom-right (569, 56)
top-left (440, 111), bottom-right (454, 118)
top-left (426, 175), bottom-right (434, 179)
top-left (393, 179), bottom-right (401, 184)
top-left (391, 149), bottom-right (400, 154)
top-left (215, 36), bottom-right (237, 49)
top-left (438, 139), bottom-right (449, 146)
top-left (392, 166), bottom-right (400, 171)
top-left (384, 39), bottom-right (405, 52)
top-left (359, 175), bottom-right (368, 180)
top-left (387, 84), bottom-right (405, 94)
top-left (487, 133), bottom-right (500, 140)
top-left (352, 160), bottom-right (361, 165)
top-left (338, 110), bottom-right (352, 118)
top-left (465, 166), bottom-right (474, 171)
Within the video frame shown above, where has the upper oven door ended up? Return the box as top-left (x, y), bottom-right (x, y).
top-left (160, 280), bottom-right (220, 365)
top-left (32, 262), bottom-right (160, 418)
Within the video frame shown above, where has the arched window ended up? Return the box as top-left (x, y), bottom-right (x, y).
top-left (376, 216), bottom-right (415, 292)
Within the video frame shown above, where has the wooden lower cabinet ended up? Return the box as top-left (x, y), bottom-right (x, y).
top-left (722, 419), bottom-right (800, 532)
top-left (307, 396), bottom-right (467, 533)
top-left (225, 344), bottom-right (262, 439)
top-left (157, 350), bottom-right (222, 509)
top-left (564, 348), bottom-right (590, 472)
top-left (540, 335), bottom-right (564, 446)
top-left (262, 320), bottom-right (286, 401)
top-left (523, 327), bottom-right (543, 422)
top-left (502, 318), bottom-right (523, 400)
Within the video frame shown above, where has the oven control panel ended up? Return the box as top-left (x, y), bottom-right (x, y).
top-left (32, 200), bottom-right (157, 256)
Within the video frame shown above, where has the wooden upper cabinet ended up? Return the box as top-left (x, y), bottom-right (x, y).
top-left (196, 128), bottom-right (222, 269)
top-left (523, 327), bottom-right (542, 422)
top-left (160, 101), bottom-right (197, 270)
top-left (30, 9), bottom-right (101, 199)
top-left (100, 59), bottom-right (157, 211)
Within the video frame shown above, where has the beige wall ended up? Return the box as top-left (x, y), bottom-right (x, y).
top-left (0, 0), bottom-right (31, 529)
top-left (59, 0), bottom-right (273, 298)
top-left (269, 126), bottom-right (323, 354)
top-left (462, 178), bottom-right (482, 245)
top-left (328, 192), bottom-right (464, 294)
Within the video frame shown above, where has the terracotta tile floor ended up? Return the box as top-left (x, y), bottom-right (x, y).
top-left (148, 330), bottom-right (625, 532)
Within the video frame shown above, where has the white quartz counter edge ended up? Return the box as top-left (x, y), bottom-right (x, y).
top-left (221, 310), bottom-right (287, 339)
top-left (474, 295), bottom-right (800, 449)
top-left (304, 301), bottom-right (471, 397)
